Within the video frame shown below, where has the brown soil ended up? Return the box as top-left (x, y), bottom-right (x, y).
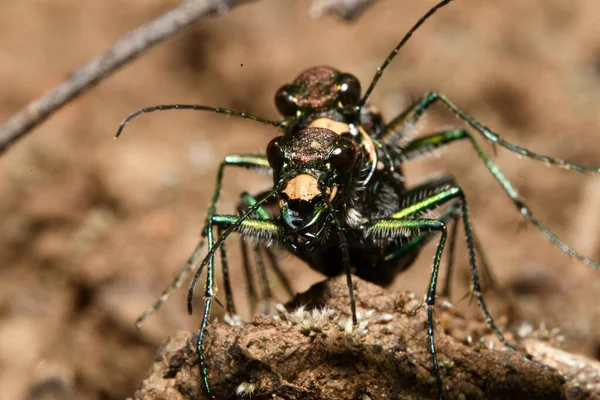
top-left (1, 1), bottom-right (600, 399)
top-left (133, 276), bottom-right (600, 400)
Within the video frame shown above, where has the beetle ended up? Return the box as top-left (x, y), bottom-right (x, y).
top-left (115, 0), bottom-right (600, 398)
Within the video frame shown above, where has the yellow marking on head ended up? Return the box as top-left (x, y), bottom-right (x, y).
top-left (282, 174), bottom-right (321, 201)
top-left (310, 140), bottom-right (322, 149)
top-left (280, 174), bottom-right (338, 203)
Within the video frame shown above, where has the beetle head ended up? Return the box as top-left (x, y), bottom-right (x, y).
top-left (274, 66), bottom-right (361, 119)
top-left (267, 127), bottom-right (361, 249)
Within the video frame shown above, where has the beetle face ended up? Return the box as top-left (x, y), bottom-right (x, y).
top-left (266, 127), bottom-right (360, 249)
top-left (274, 66), bottom-right (361, 118)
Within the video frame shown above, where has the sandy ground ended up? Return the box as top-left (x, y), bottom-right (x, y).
top-left (0, 0), bottom-right (599, 399)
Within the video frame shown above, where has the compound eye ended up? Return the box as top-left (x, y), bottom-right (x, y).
top-left (266, 136), bottom-right (284, 171)
top-left (337, 73), bottom-right (361, 106)
top-left (330, 139), bottom-right (358, 173)
top-left (274, 85), bottom-right (299, 117)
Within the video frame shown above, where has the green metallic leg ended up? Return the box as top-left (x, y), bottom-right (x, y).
top-left (400, 128), bottom-right (600, 268)
top-left (441, 211), bottom-right (459, 299)
top-left (239, 192), bottom-right (275, 315)
top-left (382, 92), bottom-right (600, 173)
top-left (238, 238), bottom-right (258, 316)
top-left (253, 246), bottom-right (273, 314)
top-left (383, 203), bottom-right (457, 264)
top-left (368, 185), bottom-right (516, 399)
top-left (195, 210), bottom-right (219, 398)
top-left (388, 187), bottom-right (509, 348)
top-left (386, 176), bottom-right (463, 295)
top-left (382, 199), bottom-right (496, 299)
top-left (399, 175), bottom-right (455, 209)
top-left (366, 217), bottom-right (447, 399)
top-left (471, 232), bottom-right (500, 293)
top-left (381, 174), bottom-right (499, 299)
top-left (264, 247), bottom-right (295, 299)
top-left (238, 191), bottom-right (295, 310)
top-left (440, 212), bottom-right (499, 299)
top-left (321, 189), bottom-right (357, 326)
top-left (189, 193), bottom-right (279, 398)
top-left (219, 189), bottom-right (280, 318)
top-left (236, 190), bottom-right (277, 316)
top-left (203, 154), bottom-right (270, 238)
top-left (134, 154), bottom-right (271, 327)
top-left (381, 175), bottom-right (457, 265)
top-left (217, 226), bottom-right (235, 315)
top-left (217, 190), bottom-right (276, 318)
top-left (200, 155), bottom-right (271, 307)
top-left (236, 192), bottom-right (275, 315)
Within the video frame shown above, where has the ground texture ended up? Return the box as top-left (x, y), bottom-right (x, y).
top-left (132, 277), bottom-right (599, 400)
top-left (1, 1), bottom-right (600, 399)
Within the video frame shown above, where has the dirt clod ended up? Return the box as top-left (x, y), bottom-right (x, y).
top-left (132, 276), bottom-right (600, 400)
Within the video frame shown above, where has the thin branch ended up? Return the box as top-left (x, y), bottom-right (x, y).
top-left (0, 0), bottom-right (257, 155)
top-left (310, 0), bottom-right (376, 20)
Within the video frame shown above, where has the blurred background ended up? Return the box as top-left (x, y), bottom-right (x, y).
top-left (1, 0), bottom-right (599, 398)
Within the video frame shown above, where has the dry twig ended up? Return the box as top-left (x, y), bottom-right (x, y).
top-left (0, 0), bottom-right (382, 155)
top-left (0, 0), bottom-right (257, 155)
top-left (310, 0), bottom-right (376, 19)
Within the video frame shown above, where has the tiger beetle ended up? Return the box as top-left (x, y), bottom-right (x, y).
top-left (115, 0), bottom-right (600, 398)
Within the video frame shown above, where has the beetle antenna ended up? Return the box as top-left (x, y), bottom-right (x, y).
top-left (359, 0), bottom-right (454, 107)
top-left (115, 104), bottom-right (284, 138)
